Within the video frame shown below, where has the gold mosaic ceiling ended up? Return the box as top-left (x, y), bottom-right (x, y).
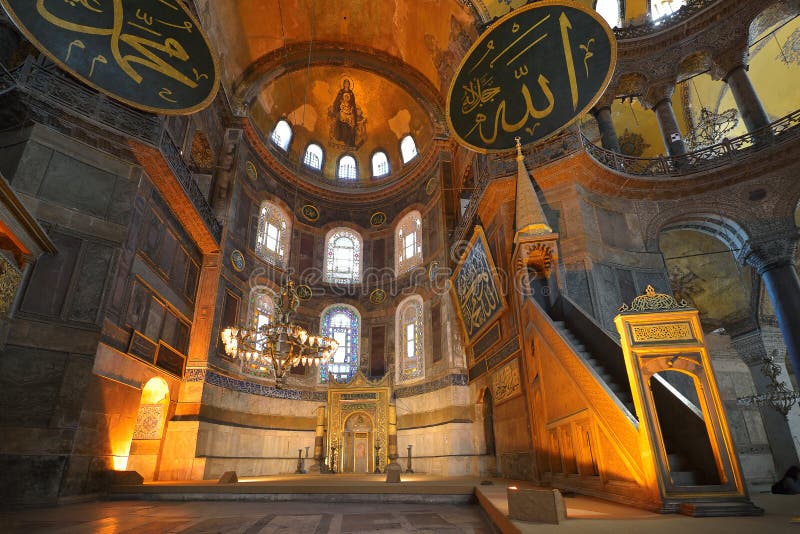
top-left (195, 0), bottom-right (655, 184)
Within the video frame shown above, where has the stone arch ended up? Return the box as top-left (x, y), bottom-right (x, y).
top-left (676, 50), bottom-right (715, 80)
top-left (232, 42), bottom-right (446, 134)
top-left (748, 1), bottom-right (797, 46)
top-left (644, 210), bottom-right (750, 255)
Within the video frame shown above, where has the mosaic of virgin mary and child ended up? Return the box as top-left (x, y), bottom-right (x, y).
top-left (329, 78), bottom-right (367, 148)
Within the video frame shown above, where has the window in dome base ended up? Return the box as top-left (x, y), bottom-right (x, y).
top-left (371, 151), bottom-right (390, 178)
top-left (303, 143), bottom-right (324, 170)
top-left (271, 120), bottom-right (292, 151)
top-left (400, 135), bottom-right (418, 164)
top-left (338, 155), bottom-right (358, 180)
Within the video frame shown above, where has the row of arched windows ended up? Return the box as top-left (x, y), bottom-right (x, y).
top-left (270, 119), bottom-right (418, 179)
top-left (251, 294), bottom-right (424, 383)
top-left (253, 201), bottom-right (423, 280)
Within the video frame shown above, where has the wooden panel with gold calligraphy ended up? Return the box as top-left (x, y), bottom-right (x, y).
top-left (1, 0), bottom-right (219, 115)
top-left (451, 226), bottom-right (508, 345)
top-left (446, 1), bottom-right (616, 153)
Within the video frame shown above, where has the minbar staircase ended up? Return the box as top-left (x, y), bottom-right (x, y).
top-left (517, 288), bottom-right (762, 516)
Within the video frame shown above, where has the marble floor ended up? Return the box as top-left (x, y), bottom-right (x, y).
top-left (0, 501), bottom-right (495, 533)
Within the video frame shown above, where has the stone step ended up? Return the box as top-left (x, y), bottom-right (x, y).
top-left (671, 470), bottom-right (699, 486)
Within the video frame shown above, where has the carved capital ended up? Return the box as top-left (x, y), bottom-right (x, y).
top-left (730, 329), bottom-right (770, 367)
top-left (592, 92), bottom-right (617, 112)
top-left (710, 40), bottom-right (751, 81)
top-left (639, 81), bottom-right (676, 110)
top-left (737, 231), bottom-right (800, 275)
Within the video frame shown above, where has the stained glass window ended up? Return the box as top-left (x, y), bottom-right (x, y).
top-left (255, 201), bottom-right (290, 267)
top-left (372, 151), bottom-right (390, 178)
top-left (303, 143), bottom-right (323, 170)
top-left (338, 155), bottom-right (358, 180)
top-left (320, 304), bottom-right (360, 383)
top-left (595, 0), bottom-right (620, 27)
top-left (243, 288), bottom-right (275, 378)
top-left (395, 211), bottom-right (423, 274)
top-left (325, 228), bottom-right (362, 284)
top-left (651, 0), bottom-right (685, 21)
top-left (271, 120), bottom-right (292, 151)
top-left (397, 295), bottom-right (424, 382)
top-left (400, 135), bottom-right (418, 163)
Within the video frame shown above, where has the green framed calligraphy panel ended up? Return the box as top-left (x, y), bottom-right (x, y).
top-left (1, 0), bottom-right (219, 114)
top-left (447, 1), bottom-right (616, 153)
top-left (451, 226), bottom-right (508, 345)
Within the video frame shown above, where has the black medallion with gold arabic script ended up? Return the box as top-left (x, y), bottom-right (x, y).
top-left (1, 0), bottom-right (219, 115)
top-left (446, 1), bottom-right (616, 153)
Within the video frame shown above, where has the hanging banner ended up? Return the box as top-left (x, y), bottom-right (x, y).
top-left (446, 1), bottom-right (616, 153)
top-left (0, 0), bottom-right (219, 115)
top-left (451, 226), bottom-right (508, 345)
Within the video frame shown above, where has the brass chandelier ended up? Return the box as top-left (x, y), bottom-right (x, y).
top-left (220, 280), bottom-right (338, 387)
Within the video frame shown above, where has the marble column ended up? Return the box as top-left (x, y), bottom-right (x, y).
top-left (739, 233), bottom-right (800, 389)
top-left (730, 330), bottom-right (800, 475)
top-left (591, 105), bottom-right (622, 153)
top-left (725, 66), bottom-right (771, 134)
top-left (641, 83), bottom-right (687, 157)
top-left (309, 405), bottom-right (327, 473)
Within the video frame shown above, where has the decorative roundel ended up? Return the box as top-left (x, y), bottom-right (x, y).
top-left (428, 260), bottom-right (440, 281)
top-left (245, 160), bottom-right (258, 181)
top-left (370, 211), bottom-right (387, 227)
top-left (230, 250), bottom-right (246, 272)
top-left (302, 204), bottom-right (320, 222)
top-left (425, 177), bottom-right (438, 195)
top-left (369, 289), bottom-right (387, 304)
top-left (296, 284), bottom-right (313, 300)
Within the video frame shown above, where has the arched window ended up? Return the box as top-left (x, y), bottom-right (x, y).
top-left (338, 155), bottom-right (358, 180)
top-left (595, 0), bottom-right (620, 27)
top-left (320, 304), bottom-right (360, 383)
top-left (651, 0), bottom-right (685, 20)
top-left (395, 210), bottom-right (423, 274)
top-left (396, 295), bottom-right (424, 382)
top-left (243, 288), bottom-right (276, 378)
top-left (325, 228), bottom-right (362, 284)
top-left (270, 120), bottom-right (292, 151)
top-left (255, 201), bottom-right (291, 267)
top-left (400, 135), bottom-right (418, 163)
top-left (303, 143), bottom-right (323, 170)
top-left (371, 151), bottom-right (390, 178)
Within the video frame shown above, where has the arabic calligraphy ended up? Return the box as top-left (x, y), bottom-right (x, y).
top-left (1, 0), bottom-right (219, 114)
top-left (447, 2), bottom-right (616, 152)
top-left (452, 228), bottom-right (505, 342)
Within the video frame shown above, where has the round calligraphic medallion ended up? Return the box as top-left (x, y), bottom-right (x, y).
top-left (425, 178), bottom-right (438, 195)
top-left (301, 204), bottom-right (320, 222)
top-left (446, 1), bottom-right (616, 153)
top-left (230, 250), bottom-right (245, 272)
top-left (0, 0), bottom-right (220, 115)
top-left (296, 284), bottom-right (313, 300)
top-left (370, 289), bottom-right (387, 305)
top-left (245, 161), bottom-right (258, 181)
top-left (370, 211), bottom-right (387, 227)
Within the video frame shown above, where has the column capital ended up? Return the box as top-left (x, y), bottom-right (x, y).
top-left (592, 93), bottom-right (617, 113)
top-left (737, 231), bottom-right (799, 275)
top-left (710, 40), bottom-right (751, 81)
top-left (639, 82), bottom-right (675, 111)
